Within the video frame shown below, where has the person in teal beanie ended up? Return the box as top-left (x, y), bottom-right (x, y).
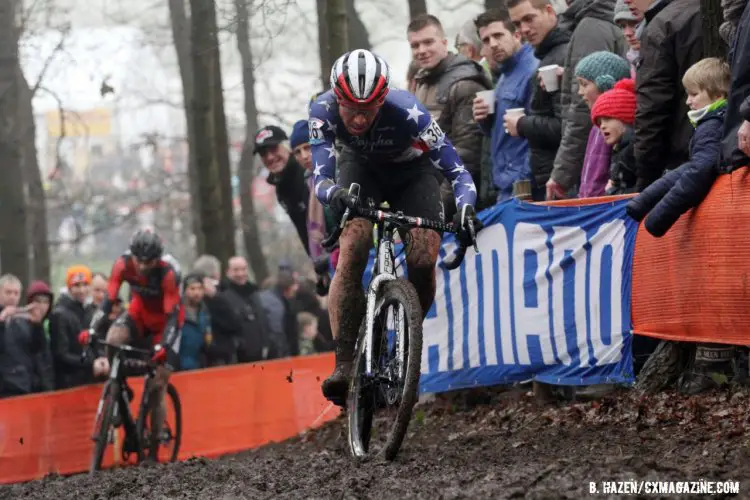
top-left (574, 51), bottom-right (631, 197)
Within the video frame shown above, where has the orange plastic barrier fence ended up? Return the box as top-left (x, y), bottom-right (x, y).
top-left (0, 353), bottom-right (339, 484)
top-left (632, 168), bottom-right (750, 344)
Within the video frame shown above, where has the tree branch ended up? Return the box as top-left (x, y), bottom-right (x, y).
top-left (29, 30), bottom-right (68, 98)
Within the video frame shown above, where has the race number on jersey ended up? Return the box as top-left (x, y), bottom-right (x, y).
top-left (419, 119), bottom-right (446, 150)
top-left (309, 118), bottom-right (325, 145)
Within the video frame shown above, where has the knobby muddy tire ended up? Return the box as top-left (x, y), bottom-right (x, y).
top-left (136, 382), bottom-right (182, 463)
top-left (166, 383), bottom-right (183, 462)
top-left (347, 278), bottom-right (423, 461)
top-left (90, 381), bottom-right (116, 474)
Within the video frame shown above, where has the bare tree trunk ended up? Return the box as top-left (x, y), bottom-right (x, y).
top-left (317, 0), bottom-right (370, 91)
top-left (316, 0), bottom-right (330, 91)
top-left (234, 0), bottom-right (269, 284)
top-left (168, 0), bottom-right (205, 254)
top-left (347, 0), bottom-right (371, 51)
top-left (190, 0), bottom-right (233, 266)
top-left (18, 69), bottom-right (49, 283)
top-left (211, 49), bottom-right (237, 258)
top-left (701, 0), bottom-right (728, 59)
top-left (328, 0), bottom-right (349, 66)
top-left (0, 0), bottom-right (30, 285)
top-left (407, 0), bottom-right (428, 20)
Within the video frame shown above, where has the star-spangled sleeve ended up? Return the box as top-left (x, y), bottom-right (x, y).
top-left (309, 96), bottom-right (339, 206)
top-left (404, 96), bottom-right (477, 209)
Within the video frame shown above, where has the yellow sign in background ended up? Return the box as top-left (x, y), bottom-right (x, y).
top-left (46, 108), bottom-right (112, 138)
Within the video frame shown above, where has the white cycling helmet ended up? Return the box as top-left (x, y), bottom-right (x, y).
top-left (330, 49), bottom-right (391, 105)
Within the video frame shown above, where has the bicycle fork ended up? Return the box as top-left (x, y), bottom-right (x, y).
top-left (363, 233), bottom-right (405, 382)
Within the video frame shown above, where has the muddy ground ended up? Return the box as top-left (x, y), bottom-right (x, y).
top-left (3, 387), bottom-right (750, 499)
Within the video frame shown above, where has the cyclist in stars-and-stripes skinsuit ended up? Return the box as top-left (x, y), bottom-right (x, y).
top-left (308, 49), bottom-right (483, 406)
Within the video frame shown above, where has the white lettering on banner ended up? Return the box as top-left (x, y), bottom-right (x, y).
top-left (463, 247), bottom-right (481, 368)
top-left (421, 219), bottom-right (626, 375)
top-left (550, 225), bottom-right (589, 366)
top-left (481, 246), bottom-right (499, 366)
top-left (423, 243), bottom-right (455, 372)
top-left (492, 224), bottom-right (514, 366)
top-left (513, 223), bottom-right (555, 366)
top-left (589, 220), bottom-right (625, 364)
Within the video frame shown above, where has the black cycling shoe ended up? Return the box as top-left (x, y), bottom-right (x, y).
top-left (322, 362), bottom-right (352, 408)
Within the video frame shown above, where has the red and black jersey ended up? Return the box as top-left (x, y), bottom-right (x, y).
top-left (105, 253), bottom-right (184, 335)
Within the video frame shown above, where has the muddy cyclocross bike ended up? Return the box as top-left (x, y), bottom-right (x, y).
top-left (79, 331), bottom-right (182, 473)
top-left (322, 183), bottom-right (478, 460)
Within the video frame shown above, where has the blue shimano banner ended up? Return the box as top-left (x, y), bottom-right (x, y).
top-left (359, 198), bottom-right (637, 393)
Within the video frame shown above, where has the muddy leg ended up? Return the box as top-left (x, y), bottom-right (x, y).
top-left (405, 228), bottom-right (441, 317)
top-left (322, 219), bottom-right (372, 406)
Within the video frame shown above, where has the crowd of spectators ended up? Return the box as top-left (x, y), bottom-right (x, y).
top-left (4, 0), bottom-right (750, 399)
top-left (262, 0), bottom-right (750, 396)
top-left (0, 255), bottom-right (333, 398)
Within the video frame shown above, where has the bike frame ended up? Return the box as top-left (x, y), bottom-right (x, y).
top-left (91, 344), bottom-right (157, 457)
top-left (325, 182), bottom-right (476, 383)
top-left (362, 221), bottom-right (404, 380)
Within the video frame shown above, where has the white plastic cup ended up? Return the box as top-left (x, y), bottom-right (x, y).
top-left (503, 108), bottom-right (525, 134)
top-left (476, 89), bottom-right (496, 114)
top-left (538, 64), bottom-right (561, 92)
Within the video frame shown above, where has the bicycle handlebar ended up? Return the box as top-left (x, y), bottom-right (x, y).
top-left (79, 329), bottom-right (166, 368)
top-left (97, 339), bottom-right (154, 357)
top-left (321, 183), bottom-right (478, 270)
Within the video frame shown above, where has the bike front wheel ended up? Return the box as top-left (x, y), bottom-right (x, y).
top-left (136, 382), bottom-right (182, 464)
top-left (90, 381), bottom-right (117, 473)
top-left (347, 278), bottom-right (423, 461)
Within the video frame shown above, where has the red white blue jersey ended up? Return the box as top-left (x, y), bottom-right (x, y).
top-left (309, 89), bottom-right (477, 210)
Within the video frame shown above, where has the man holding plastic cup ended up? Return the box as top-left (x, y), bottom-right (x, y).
top-left (471, 9), bottom-right (538, 203)
top-left (504, 0), bottom-right (569, 201)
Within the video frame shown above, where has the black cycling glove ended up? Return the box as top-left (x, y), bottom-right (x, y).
top-left (313, 254), bottom-right (331, 275)
top-left (452, 205), bottom-right (483, 247)
top-left (329, 187), bottom-right (358, 218)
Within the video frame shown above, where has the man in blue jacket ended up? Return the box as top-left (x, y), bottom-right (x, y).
top-left (472, 8), bottom-right (538, 202)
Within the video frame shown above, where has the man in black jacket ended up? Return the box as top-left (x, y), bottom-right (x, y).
top-left (255, 125), bottom-right (310, 253)
top-left (49, 266), bottom-right (95, 389)
top-left (721, 0), bottom-right (750, 169)
top-left (630, 0), bottom-right (702, 189)
top-left (506, 0), bottom-right (571, 201)
top-left (221, 256), bottom-right (270, 363)
top-left (193, 255), bottom-right (244, 366)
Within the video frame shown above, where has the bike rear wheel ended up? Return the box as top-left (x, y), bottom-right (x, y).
top-left (136, 382), bottom-right (182, 463)
top-left (90, 381), bottom-right (117, 473)
top-left (347, 278), bottom-right (423, 460)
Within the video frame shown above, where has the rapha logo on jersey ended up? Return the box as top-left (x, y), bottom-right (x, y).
top-left (348, 135), bottom-right (395, 150)
top-left (419, 119), bottom-right (446, 149)
top-left (309, 118), bottom-right (325, 145)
